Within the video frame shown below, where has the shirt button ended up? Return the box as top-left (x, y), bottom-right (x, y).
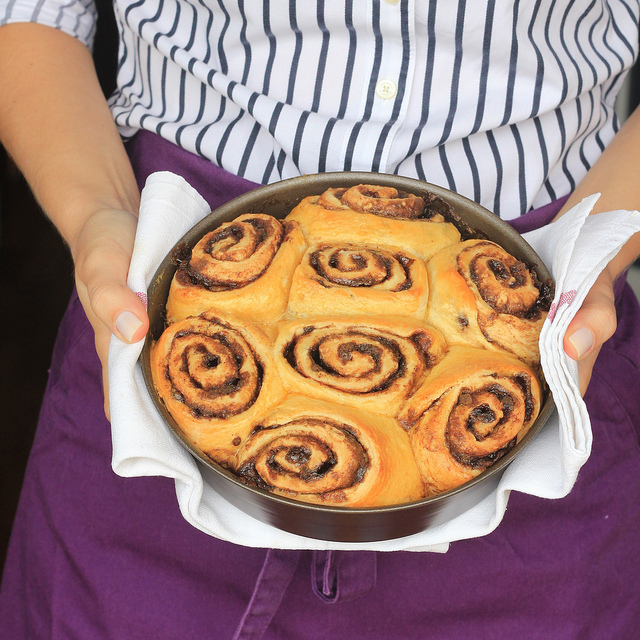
top-left (383, 0), bottom-right (401, 4)
top-left (375, 79), bottom-right (398, 100)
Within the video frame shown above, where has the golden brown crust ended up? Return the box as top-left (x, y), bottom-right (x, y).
top-left (335, 184), bottom-right (426, 219)
top-left (286, 187), bottom-right (461, 262)
top-left (286, 242), bottom-right (429, 319)
top-left (150, 310), bottom-right (285, 468)
top-left (274, 316), bottom-right (446, 416)
top-left (234, 396), bottom-right (425, 507)
top-left (150, 183), bottom-right (548, 505)
top-left (398, 346), bottom-right (542, 495)
top-left (425, 239), bottom-right (549, 368)
top-left (166, 214), bottom-right (308, 325)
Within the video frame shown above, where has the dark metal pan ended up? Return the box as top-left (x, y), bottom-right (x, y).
top-left (140, 171), bottom-right (555, 543)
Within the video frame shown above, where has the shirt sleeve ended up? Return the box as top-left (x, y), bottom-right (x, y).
top-left (0, 0), bottom-right (98, 49)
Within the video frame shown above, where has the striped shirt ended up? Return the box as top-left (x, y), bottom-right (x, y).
top-left (2, 0), bottom-right (639, 219)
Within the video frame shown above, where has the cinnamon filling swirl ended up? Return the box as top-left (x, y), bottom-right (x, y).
top-left (236, 418), bottom-right (369, 497)
top-left (178, 214), bottom-right (284, 290)
top-left (309, 244), bottom-right (413, 291)
top-left (164, 319), bottom-right (263, 419)
top-left (461, 241), bottom-right (548, 319)
top-left (284, 327), bottom-right (416, 395)
top-left (318, 184), bottom-right (428, 219)
top-left (440, 374), bottom-right (535, 471)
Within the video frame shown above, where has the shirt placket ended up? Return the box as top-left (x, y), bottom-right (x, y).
top-left (349, 0), bottom-right (415, 172)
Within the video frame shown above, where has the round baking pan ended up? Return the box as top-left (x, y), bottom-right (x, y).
top-left (140, 171), bottom-right (556, 543)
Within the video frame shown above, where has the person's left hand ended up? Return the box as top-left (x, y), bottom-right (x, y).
top-left (562, 266), bottom-right (618, 396)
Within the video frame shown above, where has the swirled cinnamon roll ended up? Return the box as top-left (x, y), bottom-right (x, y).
top-left (286, 184), bottom-right (461, 261)
top-left (274, 317), bottom-right (446, 416)
top-left (150, 311), bottom-right (285, 468)
top-left (234, 396), bottom-right (425, 507)
top-left (318, 184), bottom-right (427, 218)
top-left (286, 242), bottom-right (429, 319)
top-left (425, 239), bottom-right (553, 368)
top-left (398, 346), bottom-right (542, 495)
top-left (166, 214), bottom-right (307, 325)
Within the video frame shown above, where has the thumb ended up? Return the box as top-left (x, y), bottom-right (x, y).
top-left (563, 270), bottom-right (617, 395)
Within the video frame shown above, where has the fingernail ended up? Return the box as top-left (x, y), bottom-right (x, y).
top-left (567, 327), bottom-right (594, 359)
top-left (115, 311), bottom-right (144, 342)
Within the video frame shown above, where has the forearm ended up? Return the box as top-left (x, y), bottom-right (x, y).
top-left (556, 105), bottom-right (640, 278)
top-left (0, 23), bottom-right (139, 256)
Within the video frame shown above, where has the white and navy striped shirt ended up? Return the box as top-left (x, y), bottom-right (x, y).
top-left (2, 0), bottom-right (639, 219)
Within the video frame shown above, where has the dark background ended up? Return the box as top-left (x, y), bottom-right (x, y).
top-left (0, 1), bottom-right (118, 571)
top-left (2, 10), bottom-right (640, 573)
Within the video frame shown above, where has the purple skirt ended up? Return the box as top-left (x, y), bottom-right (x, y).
top-left (2, 131), bottom-right (640, 640)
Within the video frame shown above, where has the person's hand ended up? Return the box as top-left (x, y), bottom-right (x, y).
top-left (72, 208), bottom-right (149, 419)
top-left (562, 266), bottom-right (617, 396)
top-left (0, 24), bottom-right (149, 419)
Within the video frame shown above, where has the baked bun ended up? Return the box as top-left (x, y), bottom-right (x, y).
top-left (398, 346), bottom-right (542, 495)
top-left (234, 396), bottom-right (425, 507)
top-left (166, 214), bottom-right (307, 325)
top-left (286, 184), bottom-right (461, 261)
top-left (286, 242), bottom-right (428, 319)
top-left (150, 310), bottom-right (285, 468)
top-left (273, 316), bottom-right (446, 417)
top-left (425, 239), bottom-right (551, 368)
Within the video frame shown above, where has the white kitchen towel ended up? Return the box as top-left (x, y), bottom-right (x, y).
top-left (108, 171), bottom-right (640, 552)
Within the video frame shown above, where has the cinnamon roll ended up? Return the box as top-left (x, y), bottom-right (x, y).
top-left (234, 396), bottom-right (425, 507)
top-left (166, 214), bottom-right (308, 325)
top-left (286, 184), bottom-right (461, 261)
top-left (150, 310), bottom-right (285, 468)
top-left (398, 346), bottom-right (542, 495)
top-left (286, 242), bottom-right (429, 319)
top-left (425, 239), bottom-right (552, 368)
top-left (274, 316), bottom-right (446, 416)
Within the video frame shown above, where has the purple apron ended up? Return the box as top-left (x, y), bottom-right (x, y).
top-left (2, 131), bottom-right (639, 639)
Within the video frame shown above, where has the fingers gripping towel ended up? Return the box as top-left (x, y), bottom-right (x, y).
top-left (108, 172), bottom-right (640, 552)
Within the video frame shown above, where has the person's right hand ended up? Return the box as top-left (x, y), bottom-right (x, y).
top-left (0, 24), bottom-right (149, 419)
top-left (72, 207), bottom-right (149, 419)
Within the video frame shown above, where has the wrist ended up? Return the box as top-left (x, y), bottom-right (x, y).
top-left (63, 183), bottom-right (140, 260)
top-left (605, 229), bottom-right (640, 283)
top-left (70, 207), bottom-right (139, 268)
